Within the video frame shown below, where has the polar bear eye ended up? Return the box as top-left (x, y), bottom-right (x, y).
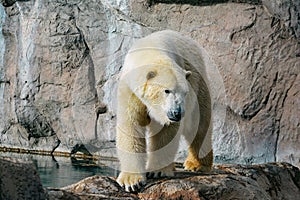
top-left (164, 89), bottom-right (171, 94)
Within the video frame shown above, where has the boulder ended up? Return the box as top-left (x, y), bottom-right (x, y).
top-left (0, 156), bottom-right (47, 200)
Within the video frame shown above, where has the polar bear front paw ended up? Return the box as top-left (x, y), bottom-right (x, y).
top-left (116, 172), bottom-right (146, 192)
top-left (146, 164), bottom-right (175, 178)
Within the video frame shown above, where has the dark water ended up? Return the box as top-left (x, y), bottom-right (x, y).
top-left (1, 152), bottom-right (119, 188)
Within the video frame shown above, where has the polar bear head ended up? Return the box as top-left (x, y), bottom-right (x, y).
top-left (129, 62), bottom-right (191, 125)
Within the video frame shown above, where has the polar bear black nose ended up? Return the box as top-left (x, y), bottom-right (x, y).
top-left (167, 108), bottom-right (182, 122)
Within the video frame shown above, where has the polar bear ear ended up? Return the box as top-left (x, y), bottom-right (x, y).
top-left (185, 70), bottom-right (192, 79)
top-left (146, 71), bottom-right (157, 80)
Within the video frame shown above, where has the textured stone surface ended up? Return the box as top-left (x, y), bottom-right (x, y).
top-left (0, 0), bottom-right (299, 168)
top-left (47, 162), bottom-right (300, 200)
top-left (0, 0), bottom-right (150, 155)
top-left (0, 156), bottom-right (47, 200)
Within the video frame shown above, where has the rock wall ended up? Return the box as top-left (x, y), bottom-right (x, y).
top-left (0, 0), bottom-right (299, 167)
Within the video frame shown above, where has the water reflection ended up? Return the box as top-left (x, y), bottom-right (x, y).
top-left (1, 152), bottom-right (118, 188)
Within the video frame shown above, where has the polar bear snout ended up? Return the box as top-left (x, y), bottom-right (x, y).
top-left (167, 107), bottom-right (184, 122)
top-left (165, 93), bottom-right (186, 122)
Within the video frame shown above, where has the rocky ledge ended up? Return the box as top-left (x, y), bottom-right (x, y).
top-left (0, 157), bottom-right (300, 200)
top-left (48, 163), bottom-right (300, 200)
top-left (1, 156), bottom-right (300, 200)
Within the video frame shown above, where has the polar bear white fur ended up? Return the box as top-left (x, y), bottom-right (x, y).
top-left (116, 30), bottom-right (213, 192)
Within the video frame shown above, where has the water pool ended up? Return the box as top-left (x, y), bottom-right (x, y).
top-left (1, 152), bottom-right (118, 188)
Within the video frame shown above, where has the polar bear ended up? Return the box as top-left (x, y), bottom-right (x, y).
top-left (116, 30), bottom-right (213, 192)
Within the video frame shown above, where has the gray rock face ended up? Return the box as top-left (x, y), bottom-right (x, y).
top-left (0, 156), bottom-right (47, 200)
top-left (0, 0), bottom-right (150, 155)
top-left (48, 162), bottom-right (300, 200)
top-left (0, 0), bottom-right (299, 167)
